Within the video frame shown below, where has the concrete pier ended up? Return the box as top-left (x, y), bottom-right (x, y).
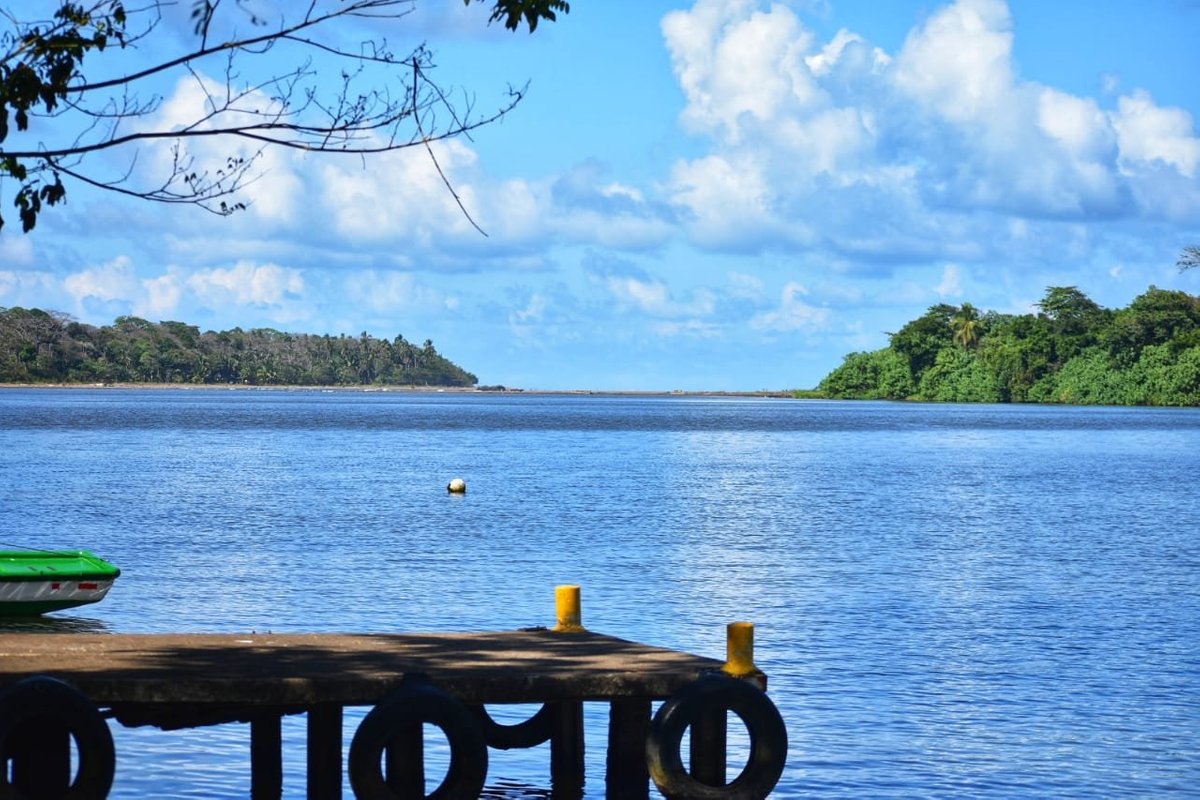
top-left (0, 595), bottom-right (784, 798)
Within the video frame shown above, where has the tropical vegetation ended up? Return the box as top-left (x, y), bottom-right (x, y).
top-left (817, 285), bottom-right (1200, 406)
top-left (0, 308), bottom-right (477, 386)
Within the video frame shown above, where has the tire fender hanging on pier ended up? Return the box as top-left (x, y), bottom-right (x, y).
top-left (470, 703), bottom-right (554, 750)
top-left (0, 675), bottom-right (116, 800)
top-left (348, 678), bottom-right (488, 800)
top-left (647, 673), bottom-right (788, 800)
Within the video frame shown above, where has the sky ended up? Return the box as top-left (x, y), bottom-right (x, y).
top-left (1, 0), bottom-right (1198, 391)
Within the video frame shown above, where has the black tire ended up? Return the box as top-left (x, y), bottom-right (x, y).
top-left (348, 682), bottom-right (488, 800)
top-left (647, 674), bottom-right (787, 800)
top-left (0, 676), bottom-right (116, 800)
top-left (470, 704), bottom-right (554, 750)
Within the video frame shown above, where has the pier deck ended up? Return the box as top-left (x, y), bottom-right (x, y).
top-left (0, 628), bottom-right (751, 798)
top-left (0, 628), bottom-right (724, 709)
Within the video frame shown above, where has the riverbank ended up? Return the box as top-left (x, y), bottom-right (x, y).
top-left (0, 382), bottom-right (797, 398)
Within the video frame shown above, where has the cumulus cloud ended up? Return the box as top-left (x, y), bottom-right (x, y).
top-left (751, 282), bottom-right (831, 332)
top-left (663, 0), bottom-right (823, 143)
top-left (583, 250), bottom-right (719, 322)
top-left (59, 257), bottom-right (186, 319)
top-left (188, 261), bottom-right (305, 309)
top-left (64, 257), bottom-right (142, 305)
top-left (1112, 90), bottom-right (1200, 178)
top-left (660, 0), bottom-right (1199, 258)
top-left (891, 0), bottom-right (1014, 125)
top-left (320, 141), bottom-right (484, 246)
top-left (603, 274), bottom-right (717, 318)
top-left (140, 273), bottom-right (184, 317)
top-left (133, 74), bottom-right (306, 227)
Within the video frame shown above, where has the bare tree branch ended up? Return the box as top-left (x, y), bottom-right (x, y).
top-left (0, 0), bottom-right (566, 232)
top-left (1180, 246), bottom-right (1200, 272)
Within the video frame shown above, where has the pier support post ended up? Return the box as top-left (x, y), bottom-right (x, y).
top-left (384, 715), bottom-right (425, 794)
top-left (550, 700), bottom-right (585, 798)
top-left (689, 705), bottom-right (727, 786)
top-left (250, 712), bottom-right (283, 799)
top-left (307, 704), bottom-right (343, 800)
top-left (606, 698), bottom-right (650, 799)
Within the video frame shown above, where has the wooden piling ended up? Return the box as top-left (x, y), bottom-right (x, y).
top-left (250, 712), bottom-right (283, 799)
top-left (306, 704), bottom-right (342, 800)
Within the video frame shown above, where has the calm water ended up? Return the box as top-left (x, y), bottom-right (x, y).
top-left (1, 389), bottom-right (1197, 798)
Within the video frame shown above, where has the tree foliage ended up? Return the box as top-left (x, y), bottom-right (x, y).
top-left (818, 284), bottom-right (1200, 406)
top-left (951, 302), bottom-right (982, 350)
top-left (478, 0), bottom-right (569, 32)
top-left (0, 0), bottom-right (568, 232)
top-left (0, 307), bottom-right (477, 386)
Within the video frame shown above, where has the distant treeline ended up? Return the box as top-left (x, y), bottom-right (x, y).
top-left (816, 285), bottom-right (1200, 406)
top-left (0, 308), bottom-right (478, 387)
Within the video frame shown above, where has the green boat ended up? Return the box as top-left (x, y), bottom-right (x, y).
top-left (0, 550), bottom-right (121, 615)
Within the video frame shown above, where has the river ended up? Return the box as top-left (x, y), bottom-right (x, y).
top-left (1, 389), bottom-right (1197, 798)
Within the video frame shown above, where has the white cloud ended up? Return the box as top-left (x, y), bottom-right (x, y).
top-left (891, 0), bottom-right (1014, 125)
top-left (1112, 90), bottom-right (1200, 178)
top-left (188, 261), bottom-right (305, 308)
top-left (506, 292), bottom-right (551, 341)
top-left (64, 257), bottom-right (141, 305)
top-left (320, 141), bottom-right (482, 246)
top-left (510, 292), bottom-right (546, 324)
top-left (142, 273), bottom-right (184, 317)
top-left (603, 274), bottom-right (717, 318)
top-left (1037, 89), bottom-right (1112, 159)
top-left (670, 153), bottom-right (809, 248)
top-left (936, 264), bottom-right (963, 298)
top-left (142, 74), bottom-right (305, 226)
top-left (59, 257), bottom-right (187, 319)
top-left (659, 0), bottom-right (1198, 260)
top-left (751, 282), bottom-right (831, 332)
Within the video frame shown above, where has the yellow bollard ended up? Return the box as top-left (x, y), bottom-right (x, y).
top-left (722, 621), bottom-right (762, 679)
top-left (554, 585), bottom-right (585, 632)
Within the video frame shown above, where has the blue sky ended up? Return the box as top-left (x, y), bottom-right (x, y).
top-left (2, 0), bottom-right (1198, 390)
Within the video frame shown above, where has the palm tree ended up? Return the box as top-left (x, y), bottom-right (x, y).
top-left (952, 303), bottom-right (981, 349)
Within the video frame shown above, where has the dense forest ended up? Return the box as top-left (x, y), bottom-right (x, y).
top-left (0, 308), bottom-right (478, 387)
top-left (817, 285), bottom-right (1200, 406)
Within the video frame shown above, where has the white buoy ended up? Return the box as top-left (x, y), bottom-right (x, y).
top-left (447, 477), bottom-right (467, 494)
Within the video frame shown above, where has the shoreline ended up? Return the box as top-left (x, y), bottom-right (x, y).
top-left (0, 382), bottom-right (798, 398)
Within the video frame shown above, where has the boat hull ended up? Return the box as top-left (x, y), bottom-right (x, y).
top-left (0, 551), bottom-right (120, 616)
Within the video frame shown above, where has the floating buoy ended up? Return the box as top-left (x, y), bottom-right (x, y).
top-left (447, 477), bottom-right (467, 494)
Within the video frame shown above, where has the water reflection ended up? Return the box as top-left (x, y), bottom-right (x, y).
top-left (480, 779), bottom-right (552, 799)
top-left (0, 613), bottom-right (110, 633)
